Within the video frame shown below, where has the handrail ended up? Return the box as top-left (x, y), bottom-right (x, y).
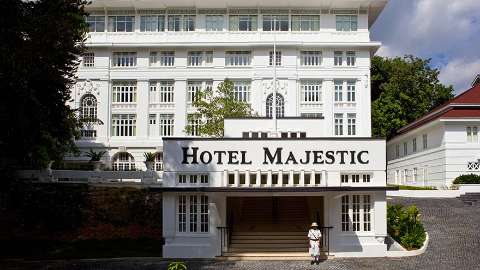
top-left (319, 226), bottom-right (334, 256)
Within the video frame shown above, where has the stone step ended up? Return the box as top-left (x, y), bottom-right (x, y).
top-left (231, 235), bottom-right (306, 240)
top-left (232, 231), bottom-right (305, 236)
top-left (228, 247), bottom-right (309, 252)
top-left (231, 239), bottom-right (307, 244)
top-left (231, 243), bottom-right (309, 249)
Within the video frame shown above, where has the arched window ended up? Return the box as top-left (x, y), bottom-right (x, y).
top-left (80, 94), bottom-right (97, 122)
top-left (266, 93), bottom-right (285, 118)
top-left (112, 152), bottom-right (135, 171)
top-left (155, 152), bottom-right (163, 171)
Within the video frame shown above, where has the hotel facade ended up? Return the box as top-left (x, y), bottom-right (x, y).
top-left (72, 0), bottom-right (391, 258)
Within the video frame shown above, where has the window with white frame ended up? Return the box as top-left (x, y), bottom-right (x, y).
top-left (159, 114), bottom-right (174, 136)
top-left (155, 152), bottom-right (163, 171)
top-left (395, 144), bottom-right (400, 158)
top-left (225, 51), bottom-right (251, 66)
top-left (334, 81), bottom-right (343, 101)
top-left (300, 81), bottom-right (322, 104)
top-left (263, 15), bottom-right (289, 31)
top-left (82, 53), bottom-right (95, 67)
top-left (167, 15), bottom-right (195, 31)
top-left (140, 15), bottom-right (165, 32)
top-left (206, 15), bottom-right (224, 31)
top-left (233, 80), bottom-right (251, 103)
top-left (112, 52), bottom-right (136, 67)
top-left (413, 168), bottom-right (418, 182)
top-left (150, 80), bottom-right (174, 103)
top-left (149, 114), bottom-right (156, 135)
top-left (187, 51), bottom-right (213, 67)
top-left (335, 113), bottom-right (344, 136)
top-left (346, 51), bottom-right (356, 66)
top-left (187, 114), bottom-right (202, 136)
top-left (362, 174), bottom-right (371, 183)
top-left (341, 174), bottom-right (349, 183)
top-left (79, 94), bottom-right (97, 121)
top-left (403, 142), bottom-right (407, 156)
top-left (86, 15), bottom-right (105, 32)
top-left (422, 134), bottom-right (428, 149)
top-left (413, 138), bottom-right (417, 152)
top-left (336, 15), bottom-right (358, 31)
top-left (467, 126), bottom-right (478, 143)
top-left (347, 113), bottom-right (356, 135)
top-left (229, 15), bottom-right (257, 31)
top-left (341, 194), bottom-right (371, 232)
top-left (177, 195), bottom-right (209, 233)
top-left (112, 152), bottom-right (135, 171)
top-left (187, 81), bottom-right (212, 103)
top-left (291, 15), bottom-right (320, 31)
top-left (150, 51), bottom-right (175, 67)
top-left (346, 81), bottom-right (356, 102)
top-left (111, 114), bottom-right (136, 136)
top-left (269, 51), bottom-right (282, 66)
top-left (112, 81), bottom-right (137, 103)
top-left (334, 51), bottom-right (343, 66)
top-left (108, 15), bottom-right (134, 32)
top-left (300, 51), bottom-right (322, 66)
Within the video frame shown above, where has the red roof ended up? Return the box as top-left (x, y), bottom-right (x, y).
top-left (394, 84), bottom-right (480, 136)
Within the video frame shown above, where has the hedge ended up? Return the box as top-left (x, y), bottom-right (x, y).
top-left (453, 174), bottom-right (480, 184)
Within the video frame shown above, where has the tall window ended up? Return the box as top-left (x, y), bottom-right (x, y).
top-left (341, 195), bottom-right (349, 231)
top-left (112, 81), bottom-right (137, 103)
top-left (140, 15), bottom-right (165, 32)
top-left (291, 15), bottom-right (320, 31)
top-left (346, 51), bottom-right (356, 66)
top-left (233, 81), bottom-right (251, 103)
top-left (352, 195), bottom-right (361, 231)
top-left (269, 51), bottom-right (282, 66)
top-left (86, 15), bottom-right (105, 32)
top-left (334, 51), bottom-right (343, 66)
top-left (79, 94), bottom-right (97, 121)
top-left (150, 51), bottom-right (175, 67)
top-left (82, 53), bottom-right (95, 67)
top-left (467, 126), bottom-right (478, 143)
top-left (111, 114), bottom-right (136, 136)
top-left (112, 152), bottom-right (135, 171)
top-left (335, 113), bottom-right (344, 135)
top-left (334, 81), bottom-right (343, 101)
top-left (167, 15), bottom-right (195, 31)
top-left (300, 81), bottom-right (322, 104)
top-left (336, 15), bottom-right (358, 31)
top-left (154, 152), bottom-right (163, 171)
top-left (187, 81), bottom-right (212, 103)
top-left (150, 80), bottom-right (174, 103)
top-left (300, 51), bottom-right (322, 66)
top-left (363, 195), bottom-right (371, 231)
top-left (187, 51), bottom-right (213, 67)
top-left (229, 15), bottom-right (257, 31)
top-left (187, 114), bottom-right (202, 136)
top-left (395, 144), bottom-right (400, 158)
top-left (177, 195), bottom-right (209, 233)
top-left (112, 52), bottom-right (136, 67)
top-left (108, 16), bottom-right (134, 32)
top-left (263, 15), bottom-right (289, 31)
top-left (347, 113), bottom-right (356, 135)
top-left (225, 51), bottom-right (251, 66)
top-left (413, 138), bottom-right (417, 152)
top-left (347, 81), bottom-right (356, 102)
top-left (422, 134), bottom-right (428, 149)
top-left (266, 93), bottom-right (285, 118)
top-left (403, 142), bottom-right (408, 156)
top-left (206, 15), bottom-right (224, 31)
top-left (159, 114), bottom-right (175, 136)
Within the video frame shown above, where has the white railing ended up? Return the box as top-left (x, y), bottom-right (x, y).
top-left (17, 169), bottom-right (163, 184)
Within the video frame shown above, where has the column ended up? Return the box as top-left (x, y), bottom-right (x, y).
top-left (278, 170), bottom-right (283, 187)
top-left (300, 170), bottom-right (305, 186)
top-left (234, 170), bottom-right (239, 187)
top-left (256, 170), bottom-right (261, 187)
top-left (245, 170), bottom-right (251, 186)
top-left (288, 170), bottom-right (294, 187)
top-left (136, 79), bottom-right (149, 140)
top-left (267, 170), bottom-right (272, 187)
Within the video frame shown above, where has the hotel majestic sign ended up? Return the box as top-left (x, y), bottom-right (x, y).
top-left (181, 147), bottom-right (369, 166)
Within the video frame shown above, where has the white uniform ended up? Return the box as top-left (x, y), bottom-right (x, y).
top-left (308, 228), bottom-right (322, 257)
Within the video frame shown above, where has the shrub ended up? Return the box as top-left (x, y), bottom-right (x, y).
top-left (453, 174), bottom-right (480, 184)
top-left (387, 204), bottom-right (426, 250)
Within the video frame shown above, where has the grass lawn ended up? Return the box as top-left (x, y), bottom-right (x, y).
top-left (388, 184), bottom-right (437, 190)
top-left (0, 239), bottom-right (163, 260)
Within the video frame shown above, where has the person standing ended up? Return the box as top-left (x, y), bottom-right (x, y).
top-left (308, 222), bottom-right (322, 264)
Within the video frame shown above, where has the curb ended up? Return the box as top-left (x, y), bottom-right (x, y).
top-left (385, 232), bottom-right (429, 257)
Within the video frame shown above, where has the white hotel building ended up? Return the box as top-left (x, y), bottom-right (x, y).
top-left (72, 0), bottom-right (391, 258)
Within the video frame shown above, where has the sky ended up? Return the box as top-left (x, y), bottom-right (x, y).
top-left (370, 0), bottom-right (480, 94)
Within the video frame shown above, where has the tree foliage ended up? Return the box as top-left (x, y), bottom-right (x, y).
top-left (0, 0), bottom-right (88, 169)
top-left (185, 79), bottom-right (252, 137)
top-left (371, 55), bottom-right (454, 138)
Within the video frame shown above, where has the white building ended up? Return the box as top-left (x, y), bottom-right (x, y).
top-left (70, 0), bottom-right (391, 258)
top-left (386, 83), bottom-right (480, 188)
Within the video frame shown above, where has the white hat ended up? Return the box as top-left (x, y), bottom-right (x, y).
top-left (311, 222), bottom-right (318, 227)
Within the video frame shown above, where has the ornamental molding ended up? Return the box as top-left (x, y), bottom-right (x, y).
top-left (262, 79), bottom-right (288, 98)
top-left (76, 79), bottom-right (100, 97)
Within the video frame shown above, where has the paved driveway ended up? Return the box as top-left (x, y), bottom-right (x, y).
top-left (1, 197), bottom-right (479, 270)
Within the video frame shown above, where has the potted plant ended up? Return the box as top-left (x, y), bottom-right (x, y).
top-left (144, 152), bottom-right (156, 171)
top-left (85, 149), bottom-right (106, 171)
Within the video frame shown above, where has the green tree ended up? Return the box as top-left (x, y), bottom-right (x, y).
top-left (0, 0), bottom-right (88, 169)
top-left (185, 79), bottom-right (252, 137)
top-left (371, 55), bottom-right (454, 138)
